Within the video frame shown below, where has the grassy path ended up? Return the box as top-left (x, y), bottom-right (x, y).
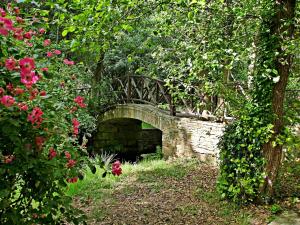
top-left (67, 159), bottom-right (270, 225)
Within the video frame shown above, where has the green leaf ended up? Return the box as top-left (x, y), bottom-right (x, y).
top-left (62, 30), bottom-right (69, 37)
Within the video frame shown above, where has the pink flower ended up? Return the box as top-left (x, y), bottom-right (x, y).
top-left (19, 57), bottom-right (35, 73)
top-left (74, 96), bottom-right (86, 108)
top-left (16, 17), bottom-right (24, 24)
top-left (24, 40), bottom-right (33, 47)
top-left (39, 28), bottom-right (46, 34)
top-left (0, 17), bottom-right (13, 36)
top-left (63, 59), bottom-right (75, 66)
top-left (0, 8), bottom-right (6, 17)
top-left (41, 67), bottom-right (48, 72)
top-left (43, 39), bottom-right (51, 46)
top-left (70, 106), bottom-right (77, 113)
top-left (17, 102), bottom-right (28, 111)
top-left (27, 107), bottom-right (43, 126)
top-left (66, 159), bottom-right (76, 168)
top-left (53, 49), bottom-right (61, 55)
top-left (65, 151), bottom-right (71, 159)
top-left (112, 160), bottom-right (122, 176)
top-left (72, 118), bottom-right (80, 136)
top-left (48, 147), bottom-right (56, 160)
top-left (20, 71), bottom-right (39, 87)
top-left (46, 52), bottom-right (53, 57)
top-left (1, 95), bottom-right (15, 107)
top-left (5, 58), bottom-right (16, 71)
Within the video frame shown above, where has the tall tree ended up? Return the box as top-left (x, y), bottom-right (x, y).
top-left (259, 0), bottom-right (297, 197)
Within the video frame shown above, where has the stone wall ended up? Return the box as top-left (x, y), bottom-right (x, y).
top-left (138, 129), bottom-right (162, 153)
top-left (94, 118), bottom-right (142, 154)
top-left (94, 118), bottom-right (162, 158)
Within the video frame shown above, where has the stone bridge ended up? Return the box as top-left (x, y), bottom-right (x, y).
top-left (94, 104), bottom-right (225, 164)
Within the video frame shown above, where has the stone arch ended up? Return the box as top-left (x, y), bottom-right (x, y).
top-left (96, 104), bottom-right (180, 158)
top-left (95, 104), bottom-right (225, 163)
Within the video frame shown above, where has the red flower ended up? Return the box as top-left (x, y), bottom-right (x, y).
top-left (48, 147), bottom-right (56, 160)
top-left (66, 159), bottom-right (76, 168)
top-left (66, 177), bottom-right (78, 183)
top-left (14, 7), bottom-right (20, 15)
top-left (14, 87), bottom-right (25, 95)
top-left (0, 8), bottom-right (6, 17)
top-left (53, 49), bottom-right (61, 55)
top-left (0, 17), bottom-right (13, 36)
top-left (43, 39), bottom-right (51, 46)
top-left (4, 155), bottom-right (15, 164)
top-left (0, 88), bottom-right (5, 96)
top-left (19, 57), bottom-right (35, 73)
top-left (6, 83), bottom-right (13, 92)
top-left (35, 136), bottom-right (45, 150)
top-left (112, 160), bottom-right (122, 176)
top-left (46, 52), bottom-right (53, 57)
top-left (1, 95), bottom-right (15, 107)
top-left (63, 59), bottom-right (75, 66)
top-left (74, 96), bottom-right (86, 108)
top-left (39, 28), bottom-right (46, 34)
top-left (17, 102), bottom-right (28, 111)
top-left (65, 151), bottom-right (71, 159)
top-left (39, 90), bottom-right (46, 96)
top-left (13, 27), bottom-right (23, 40)
top-left (27, 107), bottom-right (43, 126)
top-left (29, 88), bottom-right (39, 100)
top-left (72, 118), bottom-right (80, 136)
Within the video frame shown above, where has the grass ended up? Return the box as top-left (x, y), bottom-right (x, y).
top-left (66, 159), bottom-right (174, 197)
top-left (141, 122), bottom-right (155, 129)
top-left (66, 158), bottom-right (268, 224)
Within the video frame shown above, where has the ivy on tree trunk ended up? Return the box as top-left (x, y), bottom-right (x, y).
top-left (260, 0), bottom-right (296, 198)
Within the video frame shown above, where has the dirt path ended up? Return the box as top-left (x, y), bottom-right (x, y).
top-left (73, 160), bottom-right (270, 225)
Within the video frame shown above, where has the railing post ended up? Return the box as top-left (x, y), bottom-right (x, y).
top-left (127, 74), bottom-right (131, 103)
top-left (170, 95), bottom-right (176, 116)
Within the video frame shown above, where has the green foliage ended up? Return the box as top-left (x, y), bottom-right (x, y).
top-left (218, 104), bottom-right (274, 203)
top-left (270, 204), bottom-right (282, 215)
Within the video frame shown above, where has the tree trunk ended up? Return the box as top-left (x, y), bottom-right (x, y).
top-left (261, 0), bottom-right (296, 198)
top-left (92, 52), bottom-right (105, 99)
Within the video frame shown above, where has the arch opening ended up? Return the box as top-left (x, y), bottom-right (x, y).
top-left (93, 118), bottom-right (162, 162)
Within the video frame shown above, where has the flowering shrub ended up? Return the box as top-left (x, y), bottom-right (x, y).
top-left (0, 4), bottom-right (96, 224)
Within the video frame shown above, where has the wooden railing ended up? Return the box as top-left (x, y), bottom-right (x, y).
top-left (108, 75), bottom-right (176, 115)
